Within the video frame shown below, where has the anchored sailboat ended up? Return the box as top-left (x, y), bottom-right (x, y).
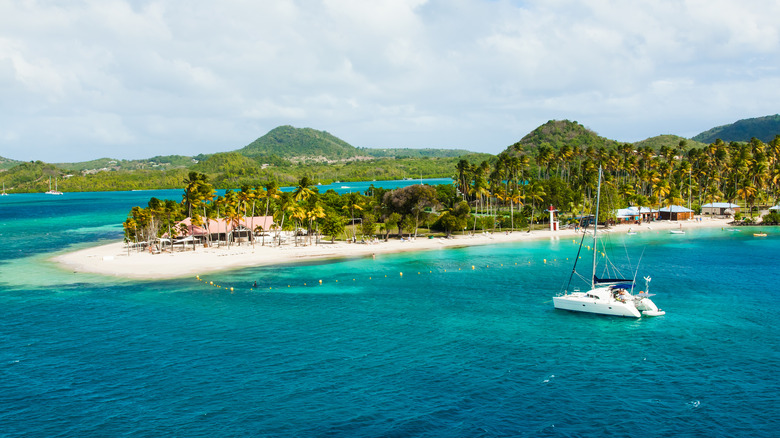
top-left (45, 176), bottom-right (63, 195)
top-left (553, 167), bottom-right (665, 318)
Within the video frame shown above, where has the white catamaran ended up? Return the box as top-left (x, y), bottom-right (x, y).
top-left (553, 167), bottom-right (665, 318)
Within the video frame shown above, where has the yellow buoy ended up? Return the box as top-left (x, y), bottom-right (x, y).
top-left (230, 287), bottom-right (233, 291)
top-left (543, 259), bottom-right (547, 263)
top-left (400, 272), bottom-right (403, 277)
top-left (319, 280), bottom-right (322, 284)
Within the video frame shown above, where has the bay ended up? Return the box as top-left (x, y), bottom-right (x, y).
top-left (0, 182), bottom-right (778, 437)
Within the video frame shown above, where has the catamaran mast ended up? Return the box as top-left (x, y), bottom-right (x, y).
top-left (591, 166), bottom-right (602, 289)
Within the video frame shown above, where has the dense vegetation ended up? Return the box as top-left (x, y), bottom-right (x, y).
top-left (358, 147), bottom-right (474, 158)
top-left (632, 135), bottom-right (706, 152)
top-left (693, 114), bottom-right (780, 144)
top-left (0, 154), bottom-right (477, 193)
top-left (3, 119), bottom-right (780, 204)
top-left (124, 172), bottom-right (467, 246)
top-left (508, 120), bottom-right (618, 156)
top-left (237, 125), bottom-right (360, 161)
top-left (121, 117), bottom-right (780, 249)
top-left (453, 133), bottom-right (780, 229)
top-left (0, 156), bottom-right (22, 171)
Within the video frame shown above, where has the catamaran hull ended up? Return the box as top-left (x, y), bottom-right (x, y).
top-left (553, 296), bottom-right (642, 318)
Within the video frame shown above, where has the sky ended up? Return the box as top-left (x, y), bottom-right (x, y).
top-left (1, 0), bottom-right (779, 162)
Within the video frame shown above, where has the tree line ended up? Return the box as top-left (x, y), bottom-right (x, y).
top-left (123, 171), bottom-right (478, 248)
top-left (124, 133), bottom-right (780, 247)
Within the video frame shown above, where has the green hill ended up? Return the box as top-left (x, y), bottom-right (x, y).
top-left (633, 135), bottom-right (707, 152)
top-left (504, 119), bottom-right (618, 155)
top-left (236, 125), bottom-right (360, 161)
top-left (692, 114), bottom-right (780, 143)
top-left (0, 156), bottom-right (23, 171)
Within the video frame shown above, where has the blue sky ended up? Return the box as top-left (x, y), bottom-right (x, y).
top-left (2, 0), bottom-right (778, 162)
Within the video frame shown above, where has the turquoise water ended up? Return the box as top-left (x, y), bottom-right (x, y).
top-left (1, 186), bottom-right (778, 436)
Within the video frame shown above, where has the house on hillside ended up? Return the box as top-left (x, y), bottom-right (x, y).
top-left (616, 206), bottom-right (659, 223)
top-left (659, 205), bottom-right (694, 221)
top-left (701, 202), bottom-right (740, 216)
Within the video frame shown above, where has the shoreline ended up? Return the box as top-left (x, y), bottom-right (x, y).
top-left (52, 217), bottom-right (734, 280)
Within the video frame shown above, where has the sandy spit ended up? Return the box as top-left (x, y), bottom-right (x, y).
top-left (52, 217), bottom-right (733, 280)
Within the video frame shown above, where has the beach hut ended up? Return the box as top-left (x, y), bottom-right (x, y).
top-left (175, 216), bottom-right (274, 244)
top-left (615, 206), bottom-right (658, 223)
top-left (701, 202), bottom-right (741, 216)
top-left (659, 205), bottom-right (694, 221)
top-left (616, 207), bottom-right (639, 223)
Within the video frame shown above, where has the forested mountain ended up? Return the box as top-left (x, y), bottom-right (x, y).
top-left (236, 125), bottom-right (360, 161)
top-left (505, 120), bottom-right (618, 156)
top-left (693, 114), bottom-right (780, 143)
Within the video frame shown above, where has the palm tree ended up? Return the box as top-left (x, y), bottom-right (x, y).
top-left (261, 182), bottom-right (280, 246)
top-left (507, 188), bottom-right (523, 231)
top-left (306, 204), bottom-right (326, 245)
top-left (342, 193), bottom-right (364, 241)
top-left (293, 176), bottom-right (315, 203)
top-left (525, 179), bottom-right (546, 230)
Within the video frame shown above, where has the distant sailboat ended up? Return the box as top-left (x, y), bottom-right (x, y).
top-left (45, 177), bottom-right (63, 195)
top-left (1, 182), bottom-right (8, 196)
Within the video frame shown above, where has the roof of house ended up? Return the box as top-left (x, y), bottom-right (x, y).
top-left (770, 205), bottom-right (780, 211)
top-left (702, 202), bottom-right (740, 208)
top-left (616, 206), bottom-right (658, 217)
top-left (175, 216), bottom-right (275, 236)
top-left (659, 205), bottom-right (694, 213)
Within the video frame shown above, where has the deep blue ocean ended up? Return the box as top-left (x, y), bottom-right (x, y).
top-left (1, 179), bottom-right (778, 437)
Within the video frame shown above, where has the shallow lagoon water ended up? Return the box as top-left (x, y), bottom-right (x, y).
top-left (0, 186), bottom-right (778, 436)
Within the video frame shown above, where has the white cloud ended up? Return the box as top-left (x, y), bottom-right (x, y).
top-left (0, 0), bottom-right (778, 161)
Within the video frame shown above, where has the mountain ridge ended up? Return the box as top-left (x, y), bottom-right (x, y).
top-left (692, 114), bottom-right (780, 143)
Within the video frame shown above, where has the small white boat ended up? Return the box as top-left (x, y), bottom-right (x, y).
top-left (670, 230), bottom-right (685, 234)
top-left (1, 182), bottom-right (8, 196)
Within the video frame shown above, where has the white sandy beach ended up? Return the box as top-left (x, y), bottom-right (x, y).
top-left (53, 217), bottom-right (734, 280)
